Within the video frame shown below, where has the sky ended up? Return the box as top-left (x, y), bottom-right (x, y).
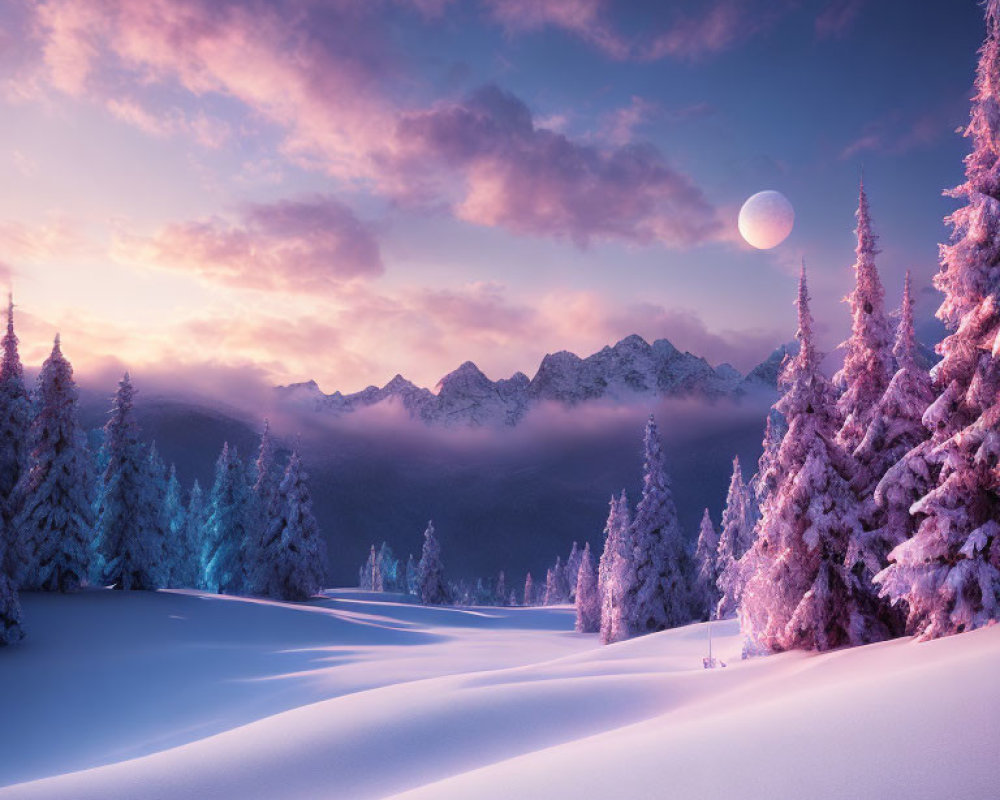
top-left (0, 0), bottom-right (987, 394)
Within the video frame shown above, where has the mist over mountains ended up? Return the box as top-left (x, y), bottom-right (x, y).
top-left (79, 335), bottom-right (782, 586)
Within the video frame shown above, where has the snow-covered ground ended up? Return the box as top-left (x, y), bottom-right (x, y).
top-left (0, 589), bottom-right (997, 799)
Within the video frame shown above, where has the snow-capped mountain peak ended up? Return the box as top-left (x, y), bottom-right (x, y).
top-left (276, 334), bottom-right (780, 427)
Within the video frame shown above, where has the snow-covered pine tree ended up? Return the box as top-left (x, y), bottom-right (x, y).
top-left (251, 451), bottom-right (326, 601)
top-left (750, 413), bottom-right (785, 509)
top-left (416, 520), bottom-right (447, 604)
top-left (693, 508), bottom-right (720, 621)
top-left (17, 336), bottom-right (94, 591)
top-left (183, 479), bottom-right (206, 589)
top-left (371, 544), bottom-right (384, 592)
top-left (495, 569), bottom-right (508, 605)
top-left (0, 296), bottom-right (28, 630)
top-left (715, 456), bottom-right (756, 619)
top-left (875, 3), bottom-right (1000, 638)
top-left (835, 180), bottom-right (894, 453)
top-left (405, 553), bottom-right (417, 595)
top-left (92, 373), bottom-right (161, 590)
top-left (161, 464), bottom-right (186, 587)
top-left (565, 542), bottom-right (581, 601)
top-left (145, 442), bottom-right (169, 586)
top-left (626, 415), bottom-right (692, 635)
top-left (848, 274), bottom-right (936, 637)
top-left (0, 296), bottom-right (29, 517)
top-left (740, 265), bottom-right (862, 652)
top-left (0, 568), bottom-right (22, 645)
top-left (543, 567), bottom-right (559, 605)
top-left (523, 572), bottom-right (534, 606)
top-left (598, 490), bottom-right (631, 645)
top-left (574, 542), bottom-right (599, 633)
top-left (377, 542), bottom-right (399, 591)
top-left (202, 442), bottom-right (252, 595)
top-left (246, 421), bottom-right (281, 592)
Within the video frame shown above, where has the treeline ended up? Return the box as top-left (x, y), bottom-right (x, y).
top-left (0, 313), bottom-right (326, 645)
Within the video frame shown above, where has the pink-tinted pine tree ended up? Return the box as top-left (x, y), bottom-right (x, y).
top-left (849, 274), bottom-right (935, 637)
top-left (599, 490), bottom-right (631, 644)
top-left (740, 266), bottom-right (862, 652)
top-left (835, 180), bottom-right (895, 453)
top-left (626, 416), bottom-right (692, 635)
top-left (693, 508), bottom-right (720, 620)
top-left (574, 542), bottom-right (600, 633)
top-left (875, 3), bottom-right (1000, 638)
top-left (715, 455), bottom-right (756, 619)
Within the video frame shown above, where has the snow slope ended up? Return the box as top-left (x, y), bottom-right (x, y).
top-left (1, 589), bottom-right (997, 799)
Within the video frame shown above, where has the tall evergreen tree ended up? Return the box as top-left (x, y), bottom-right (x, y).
top-left (247, 421), bottom-right (280, 589)
top-left (182, 479), bottom-right (206, 589)
top-left (835, 180), bottom-right (895, 452)
top-left (693, 508), bottom-right (720, 620)
top-left (876, 4), bottom-right (1000, 639)
top-left (92, 373), bottom-right (160, 590)
top-left (377, 542), bottom-right (400, 591)
top-left (741, 266), bottom-right (863, 652)
top-left (251, 451), bottom-right (326, 601)
top-left (849, 274), bottom-right (935, 636)
top-left (599, 490), bottom-right (631, 645)
top-left (417, 520), bottom-right (447, 604)
top-left (626, 415), bottom-right (691, 635)
top-left (17, 336), bottom-right (93, 591)
top-left (715, 456), bottom-right (756, 619)
top-left (574, 542), bottom-right (599, 633)
top-left (0, 296), bottom-right (29, 516)
top-left (0, 296), bottom-right (27, 641)
top-left (565, 541), bottom-right (582, 601)
top-left (161, 465), bottom-right (188, 587)
top-left (145, 442), bottom-right (170, 586)
top-left (202, 443), bottom-right (252, 595)
top-left (523, 571), bottom-right (534, 606)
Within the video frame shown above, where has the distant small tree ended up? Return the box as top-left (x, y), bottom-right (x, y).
top-left (495, 570), bottom-right (508, 606)
top-left (716, 456), bottom-right (757, 619)
top-left (599, 491), bottom-right (631, 645)
top-left (417, 520), bottom-right (447, 604)
top-left (405, 554), bottom-right (418, 595)
top-left (565, 542), bottom-right (582, 601)
top-left (523, 572), bottom-right (534, 606)
top-left (693, 509), bottom-right (720, 620)
top-left (574, 542), bottom-right (599, 633)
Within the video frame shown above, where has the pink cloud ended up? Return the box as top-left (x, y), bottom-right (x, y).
top-left (31, 0), bottom-right (396, 179)
top-left (113, 196), bottom-right (384, 291)
top-left (486, 0), bottom-right (798, 62)
top-left (484, 0), bottom-right (629, 59)
top-left (840, 111), bottom-right (947, 160)
top-left (393, 85), bottom-right (721, 247)
top-left (105, 98), bottom-right (232, 148)
top-left (815, 0), bottom-right (868, 39)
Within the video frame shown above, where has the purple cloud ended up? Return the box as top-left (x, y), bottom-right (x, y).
top-left (394, 85), bottom-right (721, 247)
top-left (115, 195), bottom-right (384, 291)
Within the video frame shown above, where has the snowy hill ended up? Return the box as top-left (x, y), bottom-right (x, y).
top-left (1, 589), bottom-right (997, 799)
top-left (277, 334), bottom-right (784, 427)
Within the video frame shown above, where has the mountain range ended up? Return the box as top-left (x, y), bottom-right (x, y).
top-left (277, 334), bottom-right (789, 427)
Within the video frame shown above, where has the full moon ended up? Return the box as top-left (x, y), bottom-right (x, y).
top-left (738, 190), bottom-right (795, 249)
